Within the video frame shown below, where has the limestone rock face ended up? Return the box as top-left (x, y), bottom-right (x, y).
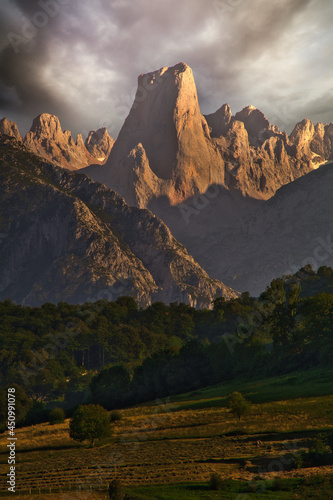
top-left (23, 113), bottom-right (100, 170)
top-left (85, 127), bottom-right (114, 162)
top-left (0, 135), bottom-right (236, 307)
top-left (204, 103), bottom-right (232, 138)
top-left (289, 118), bottom-right (315, 158)
top-left (234, 105), bottom-right (271, 144)
top-left (81, 62), bottom-right (330, 207)
top-left (82, 62), bottom-right (226, 207)
top-left (289, 118), bottom-right (333, 167)
top-left (0, 118), bottom-right (22, 141)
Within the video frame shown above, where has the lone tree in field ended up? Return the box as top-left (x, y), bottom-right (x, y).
top-left (69, 404), bottom-right (111, 447)
top-left (227, 391), bottom-right (251, 421)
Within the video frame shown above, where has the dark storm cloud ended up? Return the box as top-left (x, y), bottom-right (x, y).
top-left (0, 0), bottom-right (332, 138)
top-left (0, 0), bottom-right (83, 132)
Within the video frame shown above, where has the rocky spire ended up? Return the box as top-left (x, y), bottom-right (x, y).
top-left (0, 118), bottom-right (22, 141)
top-left (85, 127), bottom-right (114, 162)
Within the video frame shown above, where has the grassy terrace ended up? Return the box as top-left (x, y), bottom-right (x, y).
top-left (0, 368), bottom-right (333, 498)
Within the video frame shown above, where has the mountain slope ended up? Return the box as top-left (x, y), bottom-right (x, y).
top-left (0, 136), bottom-right (236, 307)
top-left (158, 162), bottom-right (333, 296)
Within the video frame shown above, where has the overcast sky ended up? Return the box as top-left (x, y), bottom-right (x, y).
top-left (0, 0), bottom-right (332, 140)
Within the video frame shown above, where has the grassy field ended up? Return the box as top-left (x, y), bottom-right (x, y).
top-left (0, 368), bottom-right (333, 498)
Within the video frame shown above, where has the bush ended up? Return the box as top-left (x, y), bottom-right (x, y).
top-left (49, 407), bottom-right (66, 424)
top-left (327, 433), bottom-right (333, 453)
top-left (24, 401), bottom-right (50, 425)
top-left (110, 410), bottom-right (122, 423)
top-left (292, 451), bottom-right (305, 469)
top-left (109, 479), bottom-right (125, 500)
top-left (310, 434), bottom-right (328, 455)
top-left (271, 477), bottom-right (292, 491)
top-left (209, 473), bottom-right (227, 490)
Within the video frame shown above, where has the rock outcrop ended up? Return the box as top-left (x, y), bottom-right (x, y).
top-left (85, 127), bottom-right (114, 162)
top-left (0, 135), bottom-right (236, 307)
top-left (0, 118), bottom-right (22, 141)
top-left (23, 113), bottom-right (102, 170)
top-left (290, 118), bottom-right (333, 166)
top-left (204, 103), bottom-right (232, 139)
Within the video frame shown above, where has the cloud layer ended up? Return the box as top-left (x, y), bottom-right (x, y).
top-left (0, 0), bottom-right (332, 139)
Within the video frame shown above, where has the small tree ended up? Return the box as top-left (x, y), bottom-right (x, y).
top-left (209, 472), bottom-right (225, 490)
top-left (108, 479), bottom-right (124, 499)
top-left (69, 404), bottom-right (111, 447)
top-left (227, 391), bottom-right (250, 420)
top-left (110, 410), bottom-right (122, 423)
top-left (49, 407), bottom-right (66, 424)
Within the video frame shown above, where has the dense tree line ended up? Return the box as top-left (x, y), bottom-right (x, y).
top-left (0, 265), bottom-right (333, 422)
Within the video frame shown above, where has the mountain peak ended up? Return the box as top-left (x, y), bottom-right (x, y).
top-left (85, 61), bottom-right (227, 207)
top-left (204, 103), bottom-right (233, 138)
top-left (85, 127), bottom-right (114, 162)
top-left (30, 113), bottom-right (62, 140)
top-left (0, 117), bottom-right (22, 141)
top-left (234, 105), bottom-right (271, 138)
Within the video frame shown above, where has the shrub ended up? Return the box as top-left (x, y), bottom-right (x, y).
top-left (109, 479), bottom-right (124, 500)
top-left (24, 401), bottom-right (50, 425)
top-left (110, 410), bottom-right (122, 423)
top-left (327, 433), bottom-right (333, 453)
top-left (49, 407), bottom-right (66, 424)
top-left (271, 477), bottom-right (292, 491)
top-left (310, 433), bottom-right (328, 455)
top-left (292, 451), bottom-right (305, 469)
top-left (209, 473), bottom-right (228, 490)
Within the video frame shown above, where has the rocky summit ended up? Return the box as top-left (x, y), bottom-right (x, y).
top-left (0, 114), bottom-right (114, 171)
top-left (82, 62), bottom-right (225, 207)
top-left (80, 62), bottom-right (333, 208)
top-left (0, 135), bottom-right (236, 307)
top-left (85, 127), bottom-right (115, 163)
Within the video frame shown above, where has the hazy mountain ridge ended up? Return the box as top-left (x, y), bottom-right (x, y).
top-left (160, 161), bottom-right (333, 296)
top-left (0, 135), bottom-right (236, 307)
